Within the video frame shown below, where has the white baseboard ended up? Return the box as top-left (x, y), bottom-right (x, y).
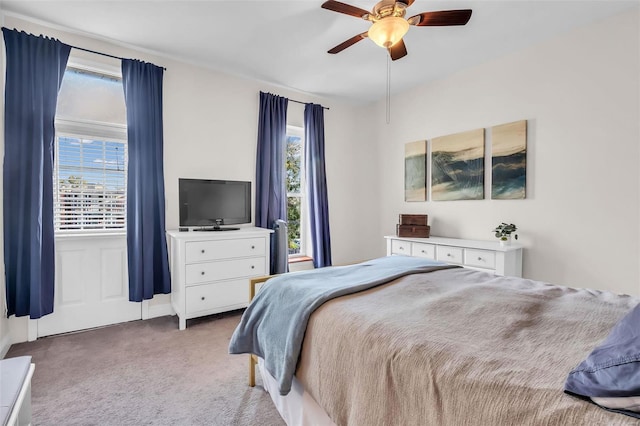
top-left (142, 301), bottom-right (175, 320)
top-left (0, 332), bottom-right (12, 359)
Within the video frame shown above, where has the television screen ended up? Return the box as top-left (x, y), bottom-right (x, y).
top-left (179, 179), bottom-right (251, 229)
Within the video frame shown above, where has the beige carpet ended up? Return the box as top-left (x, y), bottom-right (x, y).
top-left (6, 311), bottom-right (285, 426)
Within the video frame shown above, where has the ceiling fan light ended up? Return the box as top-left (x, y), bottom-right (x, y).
top-left (368, 17), bottom-right (409, 48)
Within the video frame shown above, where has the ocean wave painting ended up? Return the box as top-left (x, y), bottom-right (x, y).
top-left (431, 128), bottom-right (484, 201)
top-left (491, 120), bottom-right (527, 199)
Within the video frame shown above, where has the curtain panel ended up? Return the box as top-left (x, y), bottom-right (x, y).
top-left (255, 92), bottom-right (288, 274)
top-left (304, 103), bottom-right (332, 268)
top-left (121, 59), bottom-right (171, 302)
top-left (2, 28), bottom-right (71, 318)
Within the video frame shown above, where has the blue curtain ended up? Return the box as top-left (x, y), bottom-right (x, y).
top-left (304, 103), bottom-right (332, 268)
top-left (255, 92), bottom-right (288, 274)
top-left (2, 28), bottom-right (70, 318)
top-left (121, 59), bottom-right (171, 302)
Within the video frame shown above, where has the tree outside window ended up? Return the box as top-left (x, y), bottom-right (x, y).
top-left (286, 127), bottom-right (305, 256)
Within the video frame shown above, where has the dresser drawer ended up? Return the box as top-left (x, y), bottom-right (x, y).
top-left (411, 242), bottom-right (435, 259)
top-left (185, 257), bottom-right (266, 285)
top-left (185, 237), bottom-right (266, 263)
top-left (436, 246), bottom-right (463, 264)
top-left (390, 239), bottom-right (411, 256)
top-left (464, 249), bottom-right (496, 269)
top-left (185, 279), bottom-right (247, 315)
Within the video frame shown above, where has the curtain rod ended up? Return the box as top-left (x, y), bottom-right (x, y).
top-left (289, 98), bottom-right (330, 110)
top-left (70, 45), bottom-right (167, 71)
top-left (73, 46), bottom-right (326, 107)
top-left (71, 48), bottom-right (325, 108)
top-left (71, 46), bottom-right (324, 105)
top-left (0, 27), bottom-right (167, 70)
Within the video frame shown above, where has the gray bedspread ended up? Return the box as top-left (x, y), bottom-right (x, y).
top-left (228, 256), bottom-right (457, 395)
top-left (296, 267), bottom-right (640, 425)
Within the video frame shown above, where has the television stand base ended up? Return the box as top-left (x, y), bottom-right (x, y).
top-left (193, 227), bottom-right (240, 232)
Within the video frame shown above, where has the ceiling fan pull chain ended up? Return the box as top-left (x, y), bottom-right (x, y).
top-left (386, 53), bottom-right (391, 124)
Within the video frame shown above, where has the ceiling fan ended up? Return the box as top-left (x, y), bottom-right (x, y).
top-left (321, 0), bottom-right (472, 61)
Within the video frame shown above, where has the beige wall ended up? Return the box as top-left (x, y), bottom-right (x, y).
top-left (370, 10), bottom-right (640, 295)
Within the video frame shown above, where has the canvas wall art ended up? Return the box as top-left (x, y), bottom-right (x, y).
top-left (491, 120), bottom-right (527, 199)
top-left (404, 140), bottom-right (427, 202)
top-left (431, 128), bottom-right (484, 201)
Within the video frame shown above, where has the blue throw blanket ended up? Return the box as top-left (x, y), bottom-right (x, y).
top-left (228, 255), bottom-right (457, 395)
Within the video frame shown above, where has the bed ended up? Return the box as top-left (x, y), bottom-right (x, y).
top-left (230, 256), bottom-right (640, 425)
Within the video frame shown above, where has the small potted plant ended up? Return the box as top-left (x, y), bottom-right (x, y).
top-left (494, 223), bottom-right (518, 245)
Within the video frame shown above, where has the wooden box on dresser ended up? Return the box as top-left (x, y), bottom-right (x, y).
top-left (385, 235), bottom-right (523, 277)
top-left (167, 227), bottom-right (273, 330)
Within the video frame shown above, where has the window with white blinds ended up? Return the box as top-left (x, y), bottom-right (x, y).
top-left (53, 132), bottom-right (127, 232)
top-left (54, 63), bottom-right (127, 233)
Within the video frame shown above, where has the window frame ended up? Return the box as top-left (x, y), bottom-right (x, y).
top-left (286, 125), bottom-right (309, 259)
top-left (53, 59), bottom-right (128, 236)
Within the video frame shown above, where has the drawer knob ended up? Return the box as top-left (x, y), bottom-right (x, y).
top-left (421, 250), bottom-right (426, 253)
top-left (251, 265), bottom-right (255, 269)
top-left (399, 247), bottom-right (404, 250)
top-left (447, 253), bottom-right (452, 257)
top-left (201, 271), bottom-right (205, 275)
top-left (201, 249), bottom-right (205, 254)
top-left (251, 245), bottom-right (255, 249)
top-left (201, 296), bottom-right (205, 301)
top-left (478, 257), bottom-right (482, 261)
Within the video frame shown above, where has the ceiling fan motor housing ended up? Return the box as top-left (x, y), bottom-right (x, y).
top-left (371, 0), bottom-right (407, 21)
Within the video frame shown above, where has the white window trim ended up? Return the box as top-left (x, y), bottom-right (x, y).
top-left (56, 117), bottom-right (127, 141)
top-left (286, 125), bottom-right (309, 259)
top-left (66, 56), bottom-right (122, 79)
top-left (54, 58), bottom-right (127, 236)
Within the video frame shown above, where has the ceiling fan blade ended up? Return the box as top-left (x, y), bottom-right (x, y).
top-left (328, 32), bottom-right (368, 54)
top-left (397, 0), bottom-right (415, 7)
top-left (409, 9), bottom-right (472, 26)
top-left (388, 39), bottom-right (408, 61)
top-left (321, 0), bottom-right (370, 19)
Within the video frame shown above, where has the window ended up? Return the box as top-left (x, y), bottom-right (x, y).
top-left (53, 132), bottom-right (127, 231)
top-left (286, 126), bottom-right (307, 257)
top-left (54, 64), bottom-right (127, 233)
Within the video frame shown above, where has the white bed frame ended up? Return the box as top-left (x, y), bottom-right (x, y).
top-left (257, 358), bottom-right (335, 425)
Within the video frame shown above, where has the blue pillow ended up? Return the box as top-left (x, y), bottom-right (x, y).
top-left (564, 302), bottom-right (640, 419)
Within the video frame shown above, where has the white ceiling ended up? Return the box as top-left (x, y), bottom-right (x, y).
top-left (1, 0), bottom-right (637, 104)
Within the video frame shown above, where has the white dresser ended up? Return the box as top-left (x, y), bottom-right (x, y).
top-left (167, 227), bottom-right (273, 330)
top-left (385, 235), bottom-right (523, 277)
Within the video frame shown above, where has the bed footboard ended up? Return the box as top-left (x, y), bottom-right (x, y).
top-left (248, 275), bottom-right (276, 387)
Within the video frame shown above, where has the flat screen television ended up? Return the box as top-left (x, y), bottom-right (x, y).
top-left (179, 178), bottom-right (251, 231)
